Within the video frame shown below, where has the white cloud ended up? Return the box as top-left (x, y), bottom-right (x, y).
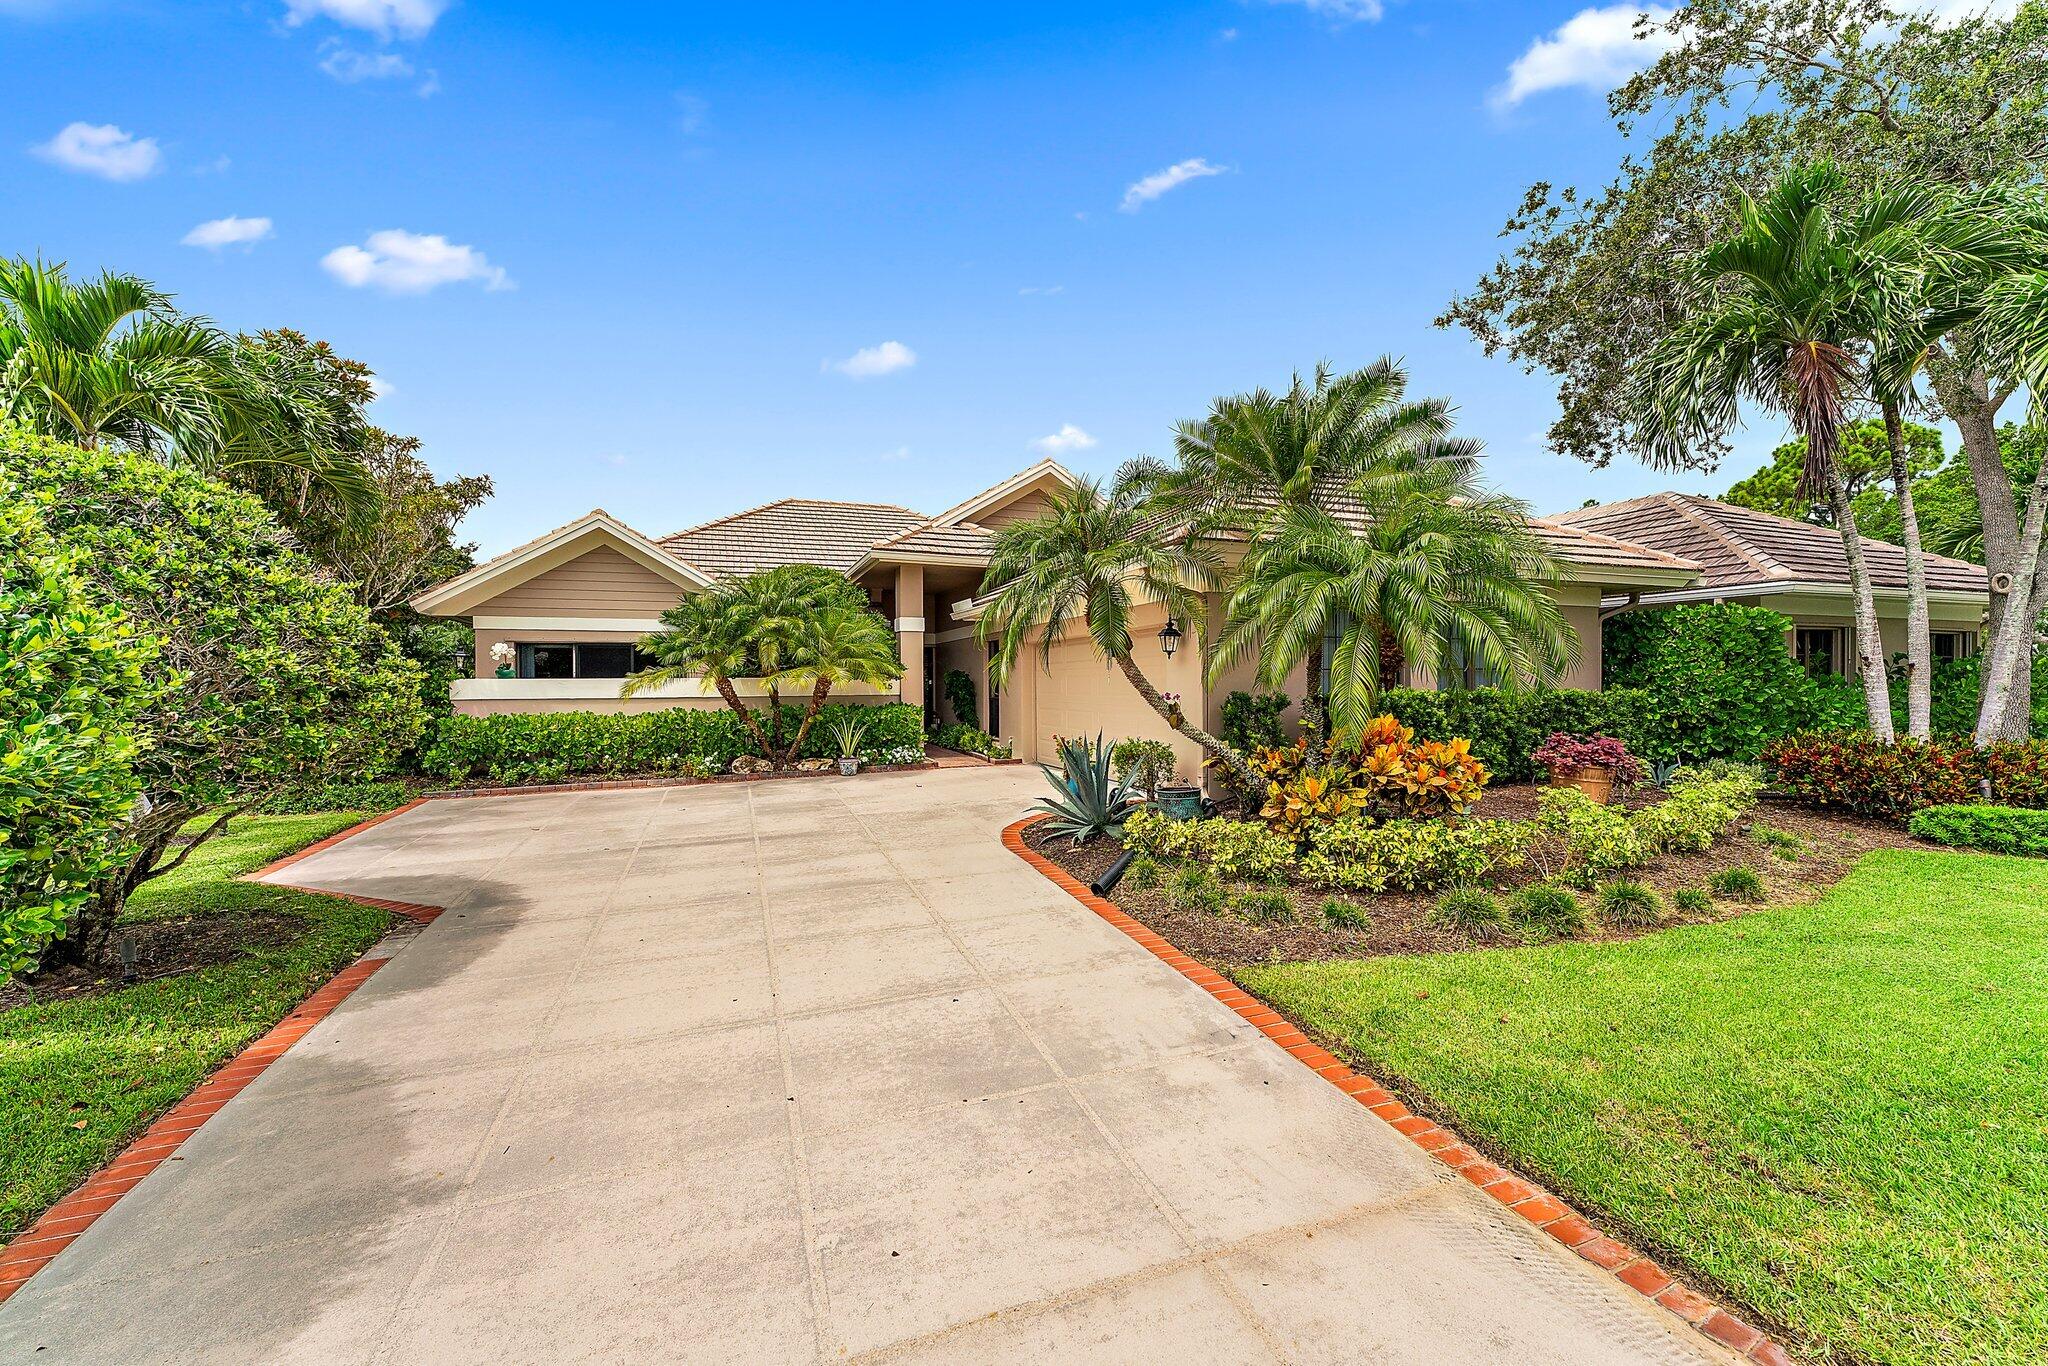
top-left (1018, 284), bottom-right (1065, 296)
top-left (825, 340), bottom-right (917, 378)
top-left (319, 43), bottom-right (414, 81)
top-left (321, 229), bottom-right (511, 294)
top-left (879, 445), bottom-right (912, 462)
top-left (1921, 0), bottom-right (2022, 20)
top-left (1120, 157), bottom-right (1228, 212)
top-left (182, 215), bottom-right (274, 251)
top-left (31, 122), bottom-right (161, 181)
top-left (1265, 0), bottom-right (1384, 21)
top-left (283, 0), bottom-right (446, 38)
top-left (1031, 424), bottom-right (1098, 455)
top-left (1494, 6), bottom-right (1679, 108)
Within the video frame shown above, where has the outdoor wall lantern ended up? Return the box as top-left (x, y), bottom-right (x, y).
top-left (1158, 617), bottom-right (1183, 659)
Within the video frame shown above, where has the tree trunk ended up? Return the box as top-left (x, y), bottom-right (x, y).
top-left (1112, 650), bottom-right (1260, 791)
top-left (44, 805), bottom-right (193, 970)
top-left (766, 685), bottom-right (785, 759)
top-left (780, 678), bottom-right (834, 767)
top-left (1976, 431), bottom-right (2048, 745)
top-left (1299, 647), bottom-right (1327, 742)
top-left (1823, 475), bottom-right (1896, 743)
top-left (714, 676), bottom-right (776, 761)
top-left (1883, 402), bottom-right (1933, 739)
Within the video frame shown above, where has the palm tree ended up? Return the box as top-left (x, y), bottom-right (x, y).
top-left (978, 465), bottom-right (1257, 788)
top-left (1147, 358), bottom-right (1479, 734)
top-left (764, 601), bottom-right (905, 765)
top-left (1210, 460), bottom-right (1577, 735)
top-left (1628, 163), bottom-right (1946, 742)
top-left (625, 588), bottom-right (776, 759)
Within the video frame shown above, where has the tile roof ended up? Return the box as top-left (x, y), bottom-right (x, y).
top-left (866, 519), bottom-right (998, 559)
top-left (1550, 492), bottom-right (1988, 594)
top-left (658, 498), bottom-right (927, 577)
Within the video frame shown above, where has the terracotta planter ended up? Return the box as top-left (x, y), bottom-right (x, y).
top-left (1548, 766), bottom-right (1616, 804)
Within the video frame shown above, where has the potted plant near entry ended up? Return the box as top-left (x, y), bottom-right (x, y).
top-left (1154, 773), bottom-right (1203, 822)
top-left (826, 712), bottom-right (870, 776)
top-left (1530, 732), bottom-right (1644, 806)
top-left (490, 641), bottom-right (517, 679)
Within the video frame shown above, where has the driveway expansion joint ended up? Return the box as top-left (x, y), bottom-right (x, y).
top-left (1001, 814), bottom-right (1793, 1366)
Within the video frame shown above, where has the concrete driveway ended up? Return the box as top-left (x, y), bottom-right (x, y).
top-left (0, 768), bottom-right (1729, 1364)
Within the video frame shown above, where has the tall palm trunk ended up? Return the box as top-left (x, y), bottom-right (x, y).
top-left (1300, 648), bottom-right (1327, 741)
top-left (1883, 402), bottom-right (1933, 738)
top-left (713, 676), bottom-right (775, 760)
top-left (779, 678), bottom-right (834, 767)
top-left (1976, 434), bottom-right (2048, 745)
top-left (1823, 476), bottom-right (1896, 742)
top-left (1111, 651), bottom-right (1260, 791)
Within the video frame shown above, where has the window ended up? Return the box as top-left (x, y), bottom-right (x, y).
top-left (517, 643), bottom-right (649, 680)
top-left (1437, 637), bottom-right (1501, 692)
top-left (1932, 631), bottom-right (1975, 663)
top-left (1794, 627), bottom-right (1844, 678)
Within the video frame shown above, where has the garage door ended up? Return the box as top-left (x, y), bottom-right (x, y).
top-left (1034, 636), bottom-right (1203, 780)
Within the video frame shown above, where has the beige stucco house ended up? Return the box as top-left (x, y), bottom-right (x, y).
top-left (410, 462), bottom-right (1988, 775)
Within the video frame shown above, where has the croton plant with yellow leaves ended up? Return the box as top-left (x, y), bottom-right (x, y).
top-left (1254, 714), bottom-right (1490, 839)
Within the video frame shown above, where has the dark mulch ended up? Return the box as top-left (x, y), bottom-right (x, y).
top-left (3, 913), bottom-right (304, 1010)
top-left (1025, 785), bottom-right (1928, 971)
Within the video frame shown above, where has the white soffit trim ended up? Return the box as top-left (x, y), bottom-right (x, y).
top-left (474, 616), bottom-right (668, 633)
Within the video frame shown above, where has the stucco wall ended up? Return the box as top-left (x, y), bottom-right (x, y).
top-left (479, 546), bottom-right (688, 617)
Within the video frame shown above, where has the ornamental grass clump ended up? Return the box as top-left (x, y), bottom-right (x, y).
top-left (1166, 863), bottom-right (1225, 914)
top-left (1709, 867), bottom-right (1766, 902)
top-left (1509, 884), bottom-right (1586, 940)
top-left (1431, 886), bottom-right (1507, 939)
top-left (1672, 887), bottom-right (1713, 915)
top-left (1319, 897), bottom-right (1370, 930)
top-left (1234, 887), bottom-right (1296, 926)
top-left (1598, 880), bottom-right (1663, 929)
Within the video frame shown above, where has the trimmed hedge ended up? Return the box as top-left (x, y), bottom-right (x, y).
top-left (420, 703), bottom-right (924, 785)
top-left (1908, 804), bottom-right (2048, 856)
top-left (1382, 687), bottom-right (1657, 780)
top-left (1762, 731), bottom-right (2048, 821)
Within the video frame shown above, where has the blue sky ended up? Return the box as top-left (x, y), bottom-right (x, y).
top-left (7, 0), bottom-right (1782, 556)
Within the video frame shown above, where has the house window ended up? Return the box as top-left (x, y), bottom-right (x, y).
top-left (1437, 637), bottom-right (1501, 692)
top-left (1932, 631), bottom-right (1975, 663)
top-left (517, 643), bottom-right (648, 679)
top-left (1794, 627), bottom-right (1845, 678)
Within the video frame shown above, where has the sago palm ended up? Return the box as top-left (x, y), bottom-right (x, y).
top-left (1210, 461), bottom-right (1576, 735)
top-left (978, 465), bottom-right (1256, 788)
top-left (1628, 163), bottom-right (1938, 741)
top-left (1149, 358), bottom-right (1479, 733)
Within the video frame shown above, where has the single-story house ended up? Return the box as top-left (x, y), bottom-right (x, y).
top-left (410, 462), bottom-right (1989, 776)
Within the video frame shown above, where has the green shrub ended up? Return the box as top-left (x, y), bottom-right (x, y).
top-left (258, 779), bottom-right (417, 814)
top-left (1672, 887), bottom-right (1712, 915)
top-left (1603, 603), bottom-right (1854, 760)
top-left (422, 702), bottom-right (923, 784)
top-left (1597, 880), bottom-right (1663, 929)
top-left (1533, 788), bottom-right (1649, 887)
top-left (1761, 730), bottom-right (2048, 820)
top-left (1124, 853), bottom-right (1163, 891)
top-left (1234, 887), bottom-right (1295, 925)
top-left (1908, 804), bottom-right (2048, 857)
top-left (1431, 887), bottom-right (1506, 938)
top-left (1319, 896), bottom-right (1370, 930)
top-left (1508, 885), bottom-right (1586, 940)
top-left (1221, 690), bottom-right (1292, 754)
top-left (1122, 809), bottom-right (1296, 882)
top-left (1297, 818), bottom-right (1529, 893)
top-left (1383, 687), bottom-right (1658, 779)
top-left (1708, 867), bottom-right (1766, 902)
top-left (1110, 738), bottom-right (1178, 795)
top-left (930, 720), bottom-right (1011, 760)
top-left (1166, 862), bottom-right (1224, 914)
top-left (941, 668), bottom-right (977, 728)
top-left (0, 499), bottom-right (159, 979)
top-left (1632, 773), bottom-right (1763, 854)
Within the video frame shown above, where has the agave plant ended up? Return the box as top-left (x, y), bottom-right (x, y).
top-left (1033, 733), bottom-right (1141, 844)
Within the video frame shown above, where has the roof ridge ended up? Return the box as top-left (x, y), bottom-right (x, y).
top-left (1524, 513), bottom-right (1700, 570)
top-left (660, 496), bottom-right (923, 542)
top-left (1655, 492), bottom-right (1792, 580)
top-left (870, 515), bottom-right (996, 549)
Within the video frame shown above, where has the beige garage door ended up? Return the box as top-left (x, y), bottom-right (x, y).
top-left (1034, 636), bottom-right (1204, 780)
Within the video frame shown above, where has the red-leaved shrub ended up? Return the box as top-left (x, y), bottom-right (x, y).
top-left (1761, 731), bottom-right (2048, 821)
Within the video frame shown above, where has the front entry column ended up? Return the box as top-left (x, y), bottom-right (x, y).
top-left (894, 562), bottom-right (925, 720)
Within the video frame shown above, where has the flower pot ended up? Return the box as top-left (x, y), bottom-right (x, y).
top-left (837, 756), bottom-right (862, 776)
top-left (1551, 766), bottom-right (1615, 804)
top-left (494, 666), bottom-right (516, 679)
top-left (1154, 783), bottom-right (1202, 821)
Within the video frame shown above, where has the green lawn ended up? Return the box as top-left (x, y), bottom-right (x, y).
top-left (1242, 850), bottom-right (2048, 1366)
top-left (0, 813), bottom-right (391, 1241)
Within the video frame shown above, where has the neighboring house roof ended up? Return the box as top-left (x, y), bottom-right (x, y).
top-left (409, 508), bottom-right (713, 616)
top-left (1550, 493), bottom-right (1989, 596)
top-left (657, 498), bottom-right (927, 577)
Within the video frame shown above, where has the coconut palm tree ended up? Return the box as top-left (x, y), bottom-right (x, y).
top-left (1146, 358), bottom-right (1480, 734)
top-left (1628, 163), bottom-right (1958, 742)
top-left (764, 601), bottom-right (905, 765)
top-left (625, 587), bottom-right (776, 759)
top-left (978, 465), bottom-right (1257, 788)
top-left (1210, 459), bottom-right (1577, 735)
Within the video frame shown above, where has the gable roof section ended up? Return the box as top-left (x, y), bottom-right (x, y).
top-left (658, 498), bottom-right (927, 577)
top-left (410, 509), bottom-right (713, 616)
top-left (926, 458), bottom-right (1076, 526)
top-left (1551, 492), bottom-right (1988, 595)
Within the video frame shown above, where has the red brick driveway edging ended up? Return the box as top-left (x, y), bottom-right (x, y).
top-left (1001, 816), bottom-right (1794, 1366)
top-left (0, 810), bottom-right (450, 1306)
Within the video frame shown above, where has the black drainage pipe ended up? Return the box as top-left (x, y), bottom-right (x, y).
top-left (1091, 850), bottom-right (1135, 897)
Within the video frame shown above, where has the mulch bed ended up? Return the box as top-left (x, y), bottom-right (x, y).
top-left (1026, 785), bottom-right (1926, 971)
top-left (0, 913), bottom-right (305, 1011)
